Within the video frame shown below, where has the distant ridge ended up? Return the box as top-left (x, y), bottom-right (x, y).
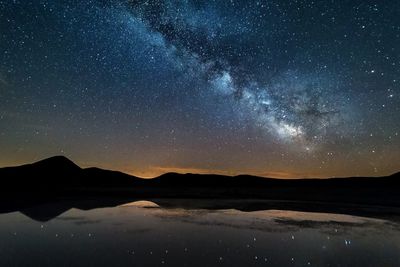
top-left (0, 156), bottom-right (399, 206)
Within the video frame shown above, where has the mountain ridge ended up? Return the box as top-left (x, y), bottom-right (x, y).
top-left (0, 156), bottom-right (399, 207)
top-left (2, 155), bottom-right (398, 181)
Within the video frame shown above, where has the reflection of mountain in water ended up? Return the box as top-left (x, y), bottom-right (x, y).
top-left (0, 197), bottom-right (136, 222)
top-left (2, 197), bottom-right (400, 222)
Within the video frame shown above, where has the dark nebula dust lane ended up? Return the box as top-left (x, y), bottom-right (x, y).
top-left (0, 0), bottom-right (399, 178)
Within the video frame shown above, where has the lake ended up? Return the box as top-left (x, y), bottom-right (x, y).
top-left (0, 199), bottom-right (399, 266)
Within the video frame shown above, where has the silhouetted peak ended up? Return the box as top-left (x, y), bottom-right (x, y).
top-left (32, 156), bottom-right (81, 171)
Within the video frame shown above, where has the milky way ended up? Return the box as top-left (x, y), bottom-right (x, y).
top-left (124, 1), bottom-right (354, 149)
top-left (0, 0), bottom-right (399, 177)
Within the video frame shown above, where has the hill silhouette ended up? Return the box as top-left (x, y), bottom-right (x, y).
top-left (0, 156), bottom-right (144, 190)
top-left (0, 156), bottom-right (399, 206)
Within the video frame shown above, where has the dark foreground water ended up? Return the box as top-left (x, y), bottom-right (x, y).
top-left (0, 199), bottom-right (400, 267)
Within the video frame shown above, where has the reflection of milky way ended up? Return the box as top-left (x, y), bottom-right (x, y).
top-left (1, 0), bottom-right (399, 177)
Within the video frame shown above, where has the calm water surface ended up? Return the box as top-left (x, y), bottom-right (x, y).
top-left (0, 200), bottom-right (399, 267)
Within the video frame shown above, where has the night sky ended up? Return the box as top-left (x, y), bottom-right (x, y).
top-left (0, 0), bottom-right (399, 178)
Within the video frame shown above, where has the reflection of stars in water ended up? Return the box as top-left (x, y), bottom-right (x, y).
top-left (10, 207), bottom-right (395, 267)
top-left (7, 227), bottom-right (378, 266)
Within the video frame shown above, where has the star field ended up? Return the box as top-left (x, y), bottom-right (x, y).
top-left (0, 0), bottom-right (399, 178)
